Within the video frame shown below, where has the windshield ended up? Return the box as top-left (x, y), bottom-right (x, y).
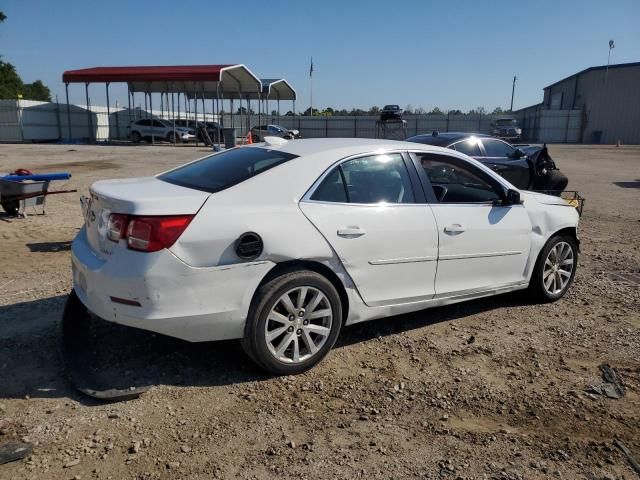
top-left (495, 119), bottom-right (517, 126)
top-left (159, 147), bottom-right (298, 193)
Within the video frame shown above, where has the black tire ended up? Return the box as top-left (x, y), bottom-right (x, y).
top-left (534, 170), bottom-right (568, 195)
top-left (251, 134), bottom-right (260, 143)
top-left (529, 234), bottom-right (578, 302)
top-left (166, 132), bottom-right (176, 143)
top-left (1, 198), bottom-right (19, 216)
top-left (131, 131), bottom-right (142, 143)
top-left (242, 269), bottom-right (343, 375)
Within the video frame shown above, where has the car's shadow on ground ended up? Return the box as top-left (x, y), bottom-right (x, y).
top-left (26, 241), bottom-right (72, 253)
top-left (0, 291), bottom-right (530, 404)
top-left (613, 179), bottom-right (640, 189)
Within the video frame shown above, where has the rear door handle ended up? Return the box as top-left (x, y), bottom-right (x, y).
top-left (444, 224), bottom-right (466, 234)
top-left (337, 226), bottom-right (366, 237)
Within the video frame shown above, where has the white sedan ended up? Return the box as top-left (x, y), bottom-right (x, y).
top-left (70, 138), bottom-right (579, 375)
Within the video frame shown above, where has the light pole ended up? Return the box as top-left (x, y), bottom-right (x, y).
top-left (510, 75), bottom-right (517, 112)
top-left (606, 40), bottom-right (615, 82)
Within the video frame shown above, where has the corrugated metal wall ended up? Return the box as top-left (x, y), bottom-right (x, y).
top-left (541, 65), bottom-right (640, 144)
top-left (578, 67), bottom-right (640, 144)
top-left (222, 113), bottom-right (581, 143)
top-left (0, 100), bottom-right (219, 142)
top-left (1, 100), bottom-right (586, 144)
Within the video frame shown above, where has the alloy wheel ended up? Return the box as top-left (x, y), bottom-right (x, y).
top-left (264, 286), bottom-right (333, 363)
top-left (542, 241), bottom-right (574, 296)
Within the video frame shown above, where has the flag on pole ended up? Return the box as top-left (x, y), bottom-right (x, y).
top-left (309, 57), bottom-right (314, 78)
top-left (609, 40), bottom-right (615, 50)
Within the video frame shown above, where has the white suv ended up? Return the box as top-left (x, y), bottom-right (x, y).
top-left (129, 119), bottom-right (195, 143)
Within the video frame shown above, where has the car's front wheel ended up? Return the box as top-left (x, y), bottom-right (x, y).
top-left (242, 270), bottom-right (342, 375)
top-left (529, 234), bottom-right (578, 302)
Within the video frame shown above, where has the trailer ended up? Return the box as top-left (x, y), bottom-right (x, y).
top-left (0, 172), bottom-right (77, 216)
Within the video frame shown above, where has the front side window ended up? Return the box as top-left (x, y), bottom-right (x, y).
top-left (159, 148), bottom-right (298, 193)
top-left (416, 153), bottom-right (501, 203)
top-left (451, 138), bottom-right (482, 157)
top-left (481, 139), bottom-right (516, 158)
top-left (310, 153), bottom-right (414, 204)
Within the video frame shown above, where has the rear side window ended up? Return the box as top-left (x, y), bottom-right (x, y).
top-left (481, 139), bottom-right (516, 157)
top-left (451, 138), bottom-right (482, 156)
top-left (159, 147), bottom-right (297, 193)
top-left (310, 153), bottom-right (414, 204)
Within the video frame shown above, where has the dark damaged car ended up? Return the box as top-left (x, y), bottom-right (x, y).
top-left (406, 132), bottom-right (568, 194)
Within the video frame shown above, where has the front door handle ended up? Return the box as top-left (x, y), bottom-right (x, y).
top-left (337, 226), bottom-right (366, 237)
top-left (444, 224), bottom-right (466, 234)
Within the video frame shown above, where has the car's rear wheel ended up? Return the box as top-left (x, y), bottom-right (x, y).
top-left (529, 234), bottom-right (578, 302)
top-left (166, 131), bottom-right (176, 143)
top-left (251, 134), bottom-right (260, 143)
top-left (242, 270), bottom-right (342, 375)
top-left (131, 131), bottom-right (142, 143)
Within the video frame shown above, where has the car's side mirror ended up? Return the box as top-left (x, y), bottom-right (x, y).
top-left (504, 189), bottom-right (521, 205)
top-left (511, 148), bottom-right (526, 159)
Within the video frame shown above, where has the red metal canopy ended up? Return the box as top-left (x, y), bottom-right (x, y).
top-left (62, 64), bottom-right (261, 95)
top-left (62, 65), bottom-right (233, 83)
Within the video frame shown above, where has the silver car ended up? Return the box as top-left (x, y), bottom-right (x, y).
top-left (251, 124), bottom-right (300, 143)
top-left (129, 119), bottom-right (195, 143)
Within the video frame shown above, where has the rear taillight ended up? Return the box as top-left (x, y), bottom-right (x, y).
top-left (107, 213), bottom-right (128, 242)
top-left (106, 213), bottom-right (193, 252)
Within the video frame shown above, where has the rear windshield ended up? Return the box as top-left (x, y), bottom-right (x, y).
top-left (159, 147), bottom-right (298, 193)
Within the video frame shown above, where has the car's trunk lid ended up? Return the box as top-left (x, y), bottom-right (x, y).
top-left (83, 176), bottom-right (210, 258)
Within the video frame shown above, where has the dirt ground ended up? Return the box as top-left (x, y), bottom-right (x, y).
top-left (0, 143), bottom-right (639, 480)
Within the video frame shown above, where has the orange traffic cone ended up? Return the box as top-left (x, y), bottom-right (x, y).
top-left (246, 132), bottom-right (253, 144)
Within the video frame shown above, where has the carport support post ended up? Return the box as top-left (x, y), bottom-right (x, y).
top-left (149, 90), bottom-right (154, 144)
top-left (115, 100), bottom-right (120, 140)
top-left (194, 89), bottom-right (198, 147)
top-left (65, 82), bottom-right (72, 141)
top-left (84, 82), bottom-right (92, 143)
top-left (105, 82), bottom-right (111, 141)
top-left (127, 85), bottom-right (132, 128)
top-left (176, 92), bottom-right (181, 124)
top-left (172, 92), bottom-right (176, 146)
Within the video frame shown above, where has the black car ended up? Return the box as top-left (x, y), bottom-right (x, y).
top-left (380, 105), bottom-right (403, 122)
top-left (406, 132), bottom-right (568, 193)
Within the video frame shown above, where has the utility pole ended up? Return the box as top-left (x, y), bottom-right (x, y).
top-left (309, 57), bottom-right (314, 116)
top-left (510, 75), bottom-right (517, 112)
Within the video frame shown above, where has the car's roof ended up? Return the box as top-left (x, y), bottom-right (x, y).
top-left (249, 137), bottom-right (452, 158)
top-left (406, 132), bottom-right (489, 146)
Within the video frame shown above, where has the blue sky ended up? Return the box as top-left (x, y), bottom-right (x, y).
top-left (1, 0), bottom-right (639, 112)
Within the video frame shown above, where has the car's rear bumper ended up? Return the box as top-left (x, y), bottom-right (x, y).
top-left (71, 228), bottom-right (274, 342)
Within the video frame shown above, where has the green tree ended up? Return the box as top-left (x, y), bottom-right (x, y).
top-left (448, 109), bottom-right (463, 115)
top-left (491, 107), bottom-right (504, 115)
top-left (0, 61), bottom-right (24, 99)
top-left (428, 107), bottom-right (443, 115)
top-left (23, 80), bottom-right (51, 101)
top-left (368, 106), bottom-right (380, 115)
